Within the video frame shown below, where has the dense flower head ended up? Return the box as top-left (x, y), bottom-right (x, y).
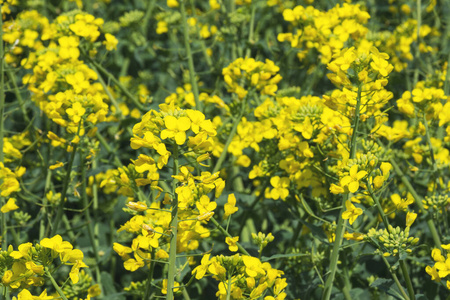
top-left (278, 3), bottom-right (370, 64)
top-left (1, 235), bottom-right (87, 291)
top-left (192, 254), bottom-right (287, 300)
top-left (222, 57), bottom-right (282, 99)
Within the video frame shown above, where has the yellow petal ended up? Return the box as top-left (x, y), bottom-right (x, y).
top-left (164, 116), bottom-right (178, 130)
top-left (348, 181), bottom-right (359, 193)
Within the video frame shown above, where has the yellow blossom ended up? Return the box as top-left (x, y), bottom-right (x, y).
top-left (342, 200), bottom-right (363, 225)
top-left (226, 236), bottom-right (239, 252)
top-left (103, 33), bottom-right (118, 51)
top-left (340, 165), bottom-right (367, 193)
top-left (1, 198), bottom-right (19, 213)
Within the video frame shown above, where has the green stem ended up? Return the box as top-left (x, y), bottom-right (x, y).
top-left (180, 0), bottom-right (201, 110)
top-left (0, 5), bottom-right (6, 248)
top-left (144, 248), bottom-right (156, 300)
top-left (322, 84), bottom-right (362, 300)
top-left (244, 4), bottom-right (256, 58)
top-left (423, 113), bottom-right (439, 187)
top-left (188, 0), bottom-right (213, 69)
top-left (87, 57), bottom-right (144, 111)
top-left (93, 65), bottom-right (122, 117)
top-left (380, 255), bottom-right (410, 300)
top-left (46, 269), bottom-right (69, 300)
top-left (413, 0), bottom-right (422, 86)
top-left (366, 183), bottom-right (390, 230)
top-left (226, 272), bottom-right (232, 300)
top-left (142, 0), bottom-right (156, 38)
top-left (210, 217), bottom-right (250, 256)
top-left (80, 152), bottom-right (103, 296)
top-left (50, 142), bottom-right (78, 236)
top-left (109, 217), bottom-right (117, 279)
top-left (40, 170), bottom-right (52, 240)
top-left (367, 179), bottom-right (415, 299)
top-left (212, 99), bottom-right (246, 173)
top-left (399, 260), bottom-right (415, 300)
top-left (389, 158), bottom-right (441, 248)
top-left (167, 145), bottom-right (179, 300)
top-left (6, 70), bottom-right (28, 122)
top-left (92, 157), bottom-right (100, 263)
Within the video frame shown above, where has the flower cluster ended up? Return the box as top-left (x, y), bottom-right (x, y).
top-left (192, 254), bottom-right (287, 300)
top-left (6, 10), bottom-right (118, 138)
top-left (426, 244), bottom-right (450, 286)
top-left (278, 3), bottom-right (370, 64)
top-left (222, 58), bottom-right (282, 99)
top-left (1, 235), bottom-right (87, 291)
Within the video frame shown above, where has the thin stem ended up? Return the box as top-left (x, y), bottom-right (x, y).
top-left (423, 113), bottom-right (439, 188)
top-left (0, 6), bottom-right (6, 248)
top-left (212, 99), bottom-right (246, 173)
top-left (413, 0), bottom-right (422, 86)
top-left (210, 217), bottom-right (250, 256)
top-left (244, 4), bottom-right (256, 58)
top-left (141, 0), bottom-right (156, 38)
top-left (46, 269), bottom-right (69, 300)
top-left (322, 84), bottom-right (362, 300)
top-left (380, 255), bottom-right (410, 300)
top-left (226, 273), bottom-right (232, 300)
top-left (87, 57), bottom-right (145, 111)
top-left (93, 65), bottom-right (121, 117)
top-left (389, 158), bottom-right (441, 248)
top-left (50, 142), bottom-right (78, 236)
top-left (180, 0), bottom-right (201, 110)
top-left (367, 179), bottom-right (416, 299)
top-left (167, 145), bottom-right (179, 300)
top-left (80, 153), bottom-right (103, 296)
top-left (189, 0), bottom-right (213, 69)
top-left (400, 260), bottom-right (415, 300)
top-left (366, 183), bottom-right (390, 230)
top-left (144, 248), bottom-right (157, 300)
top-left (40, 170), bottom-right (52, 240)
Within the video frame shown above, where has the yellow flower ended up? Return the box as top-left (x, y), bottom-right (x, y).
top-left (242, 256), bottom-right (265, 277)
top-left (167, 0), bottom-right (179, 8)
top-left (342, 200), bottom-right (363, 225)
top-left (160, 115), bottom-right (191, 145)
top-left (226, 236), bottom-right (239, 252)
top-left (49, 161), bottom-right (64, 170)
top-left (330, 184), bottom-right (345, 194)
top-left (16, 289), bottom-right (53, 300)
top-left (267, 176), bottom-right (290, 200)
top-left (294, 116), bottom-right (313, 139)
top-left (113, 243), bottom-right (133, 257)
top-left (192, 253), bottom-right (211, 279)
top-left (340, 165), bottom-right (367, 193)
top-left (9, 243), bottom-right (33, 260)
top-left (406, 211), bottom-right (417, 227)
top-left (66, 101), bottom-right (86, 123)
top-left (1, 198), bottom-right (19, 213)
top-left (426, 265), bottom-right (441, 282)
top-left (161, 279), bottom-right (180, 294)
top-left (69, 259), bottom-right (88, 284)
top-left (224, 193), bottom-right (238, 219)
top-left (123, 258), bottom-right (145, 272)
top-left (103, 33), bottom-right (118, 51)
top-left (435, 257), bottom-right (450, 278)
top-left (40, 235), bottom-right (73, 253)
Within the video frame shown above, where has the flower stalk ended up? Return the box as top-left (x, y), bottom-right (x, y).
top-left (167, 144), bottom-right (180, 300)
top-left (180, 0), bottom-right (201, 110)
top-left (46, 269), bottom-right (69, 300)
top-left (322, 84), bottom-right (362, 300)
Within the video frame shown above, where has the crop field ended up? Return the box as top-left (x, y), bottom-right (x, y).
top-left (1, 0), bottom-right (450, 299)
